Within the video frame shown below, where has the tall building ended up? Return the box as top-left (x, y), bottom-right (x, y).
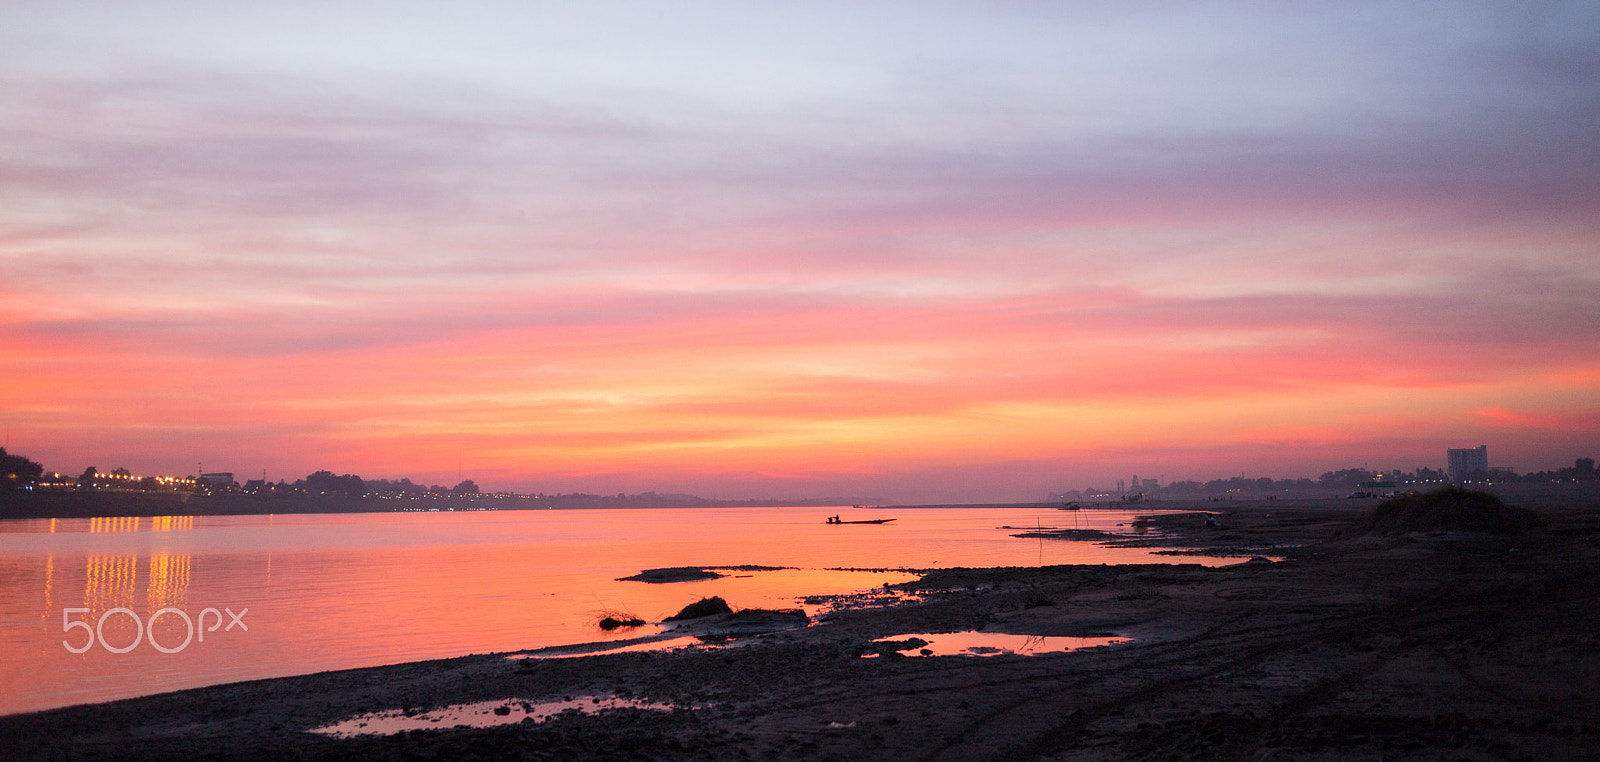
top-left (1446, 446), bottom-right (1488, 482)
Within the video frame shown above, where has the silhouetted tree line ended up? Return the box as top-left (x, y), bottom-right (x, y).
top-left (359, 477), bottom-right (479, 497)
top-left (4, 444), bottom-right (1596, 508)
top-left (1058, 460), bottom-right (1597, 500)
top-left (299, 470), bottom-right (366, 497)
top-left (1458, 457), bottom-right (1597, 484)
top-left (1, 448), bottom-right (44, 490)
top-left (284, 472), bottom-right (481, 498)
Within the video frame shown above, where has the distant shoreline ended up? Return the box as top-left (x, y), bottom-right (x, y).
top-left (4, 482), bottom-right (1594, 521)
top-left (0, 491), bottom-right (846, 520)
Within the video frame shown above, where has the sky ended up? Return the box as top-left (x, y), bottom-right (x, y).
top-left (2, 1), bottom-right (1598, 502)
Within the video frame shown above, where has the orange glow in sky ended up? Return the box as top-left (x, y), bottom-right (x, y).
top-left (3, 3), bottom-right (1598, 501)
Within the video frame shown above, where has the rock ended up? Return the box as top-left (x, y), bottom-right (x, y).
top-left (664, 596), bottom-right (734, 621)
top-left (617, 567), bottom-right (725, 583)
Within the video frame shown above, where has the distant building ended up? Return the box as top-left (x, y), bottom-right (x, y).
top-left (1447, 446), bottom-right (1488, 482)
top-left (198, 472), bottom-right (236, 487)
top-left (1359, 474), bottom-right (1398, 489)
top-left (35, 472), bottom-right (76, 489)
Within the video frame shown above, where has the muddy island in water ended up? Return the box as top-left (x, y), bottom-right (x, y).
top-left (4, 495), bottom-right (1597, 761)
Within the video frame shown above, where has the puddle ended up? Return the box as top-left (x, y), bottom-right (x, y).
top-left (509, 635), bottom-right (717, 659)
top-left (308, 695), bottom-right (678, 737)
top-left (868, 631), bottom-right (1130, 657)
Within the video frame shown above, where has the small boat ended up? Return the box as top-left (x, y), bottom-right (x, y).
top-left (825, 515), bottom-right (896, 525)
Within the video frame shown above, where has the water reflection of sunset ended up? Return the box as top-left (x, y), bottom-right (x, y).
top-left (1, 506), bottom-right (1210, 714)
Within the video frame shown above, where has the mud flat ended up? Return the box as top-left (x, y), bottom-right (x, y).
top-left (5, 499), bottom-right (1598, 761)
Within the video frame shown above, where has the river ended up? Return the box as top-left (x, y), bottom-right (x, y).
top-left (0, 504), bottom-right (1203, 715)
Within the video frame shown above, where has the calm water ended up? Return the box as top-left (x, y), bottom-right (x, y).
top-left (0, 505), bottom-right (1199, 715)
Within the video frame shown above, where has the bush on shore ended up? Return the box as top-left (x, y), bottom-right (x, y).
top-left (1357, 486), bottom-right (1545, 535)
top-left (592, 608), bottom-right (646, 630)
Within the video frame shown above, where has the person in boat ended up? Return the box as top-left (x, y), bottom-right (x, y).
top-left (827, 515), bottom-right (840, 524)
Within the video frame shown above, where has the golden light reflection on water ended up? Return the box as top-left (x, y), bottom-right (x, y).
top-left (150, 516), bottom-right (194, 532)
top-left (146, 553), bottom-right (191, 611)
top-left (42, 520), bottom-right (56, 621)
top-left (42, 553), bottom-right (53, 620)
top-left (84, 515), bottom-right (194, 533)
top-left (83, 554), bottom-right (139, 615)
top-left (75, 517), bottom-right (196, 627)
top-left (88, 516), bottom-right (141, 533)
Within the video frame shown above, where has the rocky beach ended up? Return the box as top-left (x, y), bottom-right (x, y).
top-left (4, 498), bottom-right (1597, 761)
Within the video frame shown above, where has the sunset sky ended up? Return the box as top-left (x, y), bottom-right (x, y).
top-left (3, 2), bottom-right (1598, 502)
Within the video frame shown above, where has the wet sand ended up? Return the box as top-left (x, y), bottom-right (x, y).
top-left (5, 500), bottom-right (1598, 760)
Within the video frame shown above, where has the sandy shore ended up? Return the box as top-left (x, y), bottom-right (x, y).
top-left (5, 500), bottom-right (1598, 760)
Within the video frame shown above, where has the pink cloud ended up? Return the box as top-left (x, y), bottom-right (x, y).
top-left (1473, 406), bottom-right (1600, 432)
